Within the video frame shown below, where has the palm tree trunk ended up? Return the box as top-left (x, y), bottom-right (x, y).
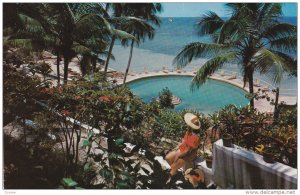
top-left (92, 56), bottom-right (97, 73)
top-left (248, 69), bottom-right (255, 108)
top-left (123, 38), bottom-right (135, 84)
top-left (56, 50), bottom-right (61, 85)
top-left (80, 55), bottom-right (88, 76)
top-left (274, 87), bottom-right (280, 119)
top-left (104, 35), bottom-right (116, 76)
top-left (104, 36), bottom-right (116, 73)
top-left (23, 118), bottom-right (27, 148)
top-left (63, 57), bottom-right (69, 85)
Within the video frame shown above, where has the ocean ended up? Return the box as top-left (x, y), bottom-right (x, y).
top-left (109, 17), bottom-right (297, 96)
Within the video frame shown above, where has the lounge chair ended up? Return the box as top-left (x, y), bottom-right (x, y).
top-left (220, 70), bottom-right (225, 77)
top-left (262, 86), bottom-right (270, 92)
top-left (254, 79), bottom-right (261, 87)
top-left (144, 68), bottom-right (148, 74)
top-left (162, 66), bottom-right (169, 73)
top-left (176, 68), bottom-right (182, 73)
top-left (226, 72), bottom-right (237, 80)
top-left (129, 72), bottom-right (135, 76)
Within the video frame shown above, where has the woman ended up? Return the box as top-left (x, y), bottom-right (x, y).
top-left (165, 113), bottom-right (201, 178)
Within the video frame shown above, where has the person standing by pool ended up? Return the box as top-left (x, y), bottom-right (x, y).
top-left (165, 113), bottom-right (201, 182)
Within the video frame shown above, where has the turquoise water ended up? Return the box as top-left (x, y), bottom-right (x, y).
top-left (127, 75), bottom-right (249, 114)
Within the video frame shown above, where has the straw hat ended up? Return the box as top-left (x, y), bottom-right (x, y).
top-left (184, 113), bottom-right (201, 130)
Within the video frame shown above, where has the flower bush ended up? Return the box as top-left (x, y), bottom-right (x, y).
top-left (213, 104), bottom-right (297, 168)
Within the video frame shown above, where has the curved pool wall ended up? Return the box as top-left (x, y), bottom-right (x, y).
top-left (127, 75), bottom-right (249, 114)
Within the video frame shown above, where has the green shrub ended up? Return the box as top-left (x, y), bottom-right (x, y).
top-left (158, 87), bottom-right (174, 109)
top-left (152, 110), bottom-right (185, 142)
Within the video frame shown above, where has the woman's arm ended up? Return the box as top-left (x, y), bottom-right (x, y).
top-left (174, 142), bottom-right (181, 150)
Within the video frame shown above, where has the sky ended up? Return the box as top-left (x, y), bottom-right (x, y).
top-left (158, 3), bottom-right (297, 17)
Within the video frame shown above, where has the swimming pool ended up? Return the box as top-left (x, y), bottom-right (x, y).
top-left (127, 75), bottom-right (249, 114)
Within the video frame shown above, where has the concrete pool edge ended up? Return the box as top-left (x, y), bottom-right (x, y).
top-left (125, 73), bottom-right (249, 94)
top-left (113, 71), bottom-right (296, 113)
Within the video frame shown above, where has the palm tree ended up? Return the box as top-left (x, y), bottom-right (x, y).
top-left (38, 3), bottom-right (133, 84)
top-left (3, 3), bottom-right (54, 53)
top-left (121, 3), bottom-right (162, 84)
top-left (173, 3), bottom-right (296, 108)
top-left (103, 3), bottom-right (161, 77)
top-left (121, 18), bottom-right (155, 83)
top-left (103, 3), bottom-right (127, 75)
top-left (3, 3), bottom-right (80, 85)
top-left (3, 3), bottom-right (61, 82)
top-left (5, 3), bottom-right (136, 84)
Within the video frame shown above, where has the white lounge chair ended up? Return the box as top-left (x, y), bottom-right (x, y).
top-left (254, 79), bottom-right (261, 87)
top-left (220, 70), bottom-right (225, 77)
top-left (144, 68), bottom-right (148, 74)
top-left (227, 72), bottom-right (237, 80)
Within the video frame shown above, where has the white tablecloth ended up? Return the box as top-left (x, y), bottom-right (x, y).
top-left (213, 139), bottom-right (297, 189)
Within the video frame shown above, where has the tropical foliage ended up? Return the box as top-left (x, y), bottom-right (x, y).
top-left (3, 3), bottom-right (136, 85)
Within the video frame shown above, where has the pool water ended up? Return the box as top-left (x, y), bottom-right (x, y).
top-left (127, 75), bottom-right (249, 114)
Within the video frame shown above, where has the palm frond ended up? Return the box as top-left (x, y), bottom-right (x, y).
top-left (109, 16), bottom-right (144, 26)
top-left (191, 51), bottom-right (239, 88)
top-left (42, 35), bottom-right (57, 48)
top-left (93, 3), bottom-right (110, 17)
top-left (257, 3), bottom-right (273, 24)
top-left (197, 11), bottom-right (224, 36)
top-left (271, 50), bottom-right (297, 77)
top-left (120, 17), bottom-right (155, 45)
top-left (262, 3), bottom-right (282, 24)
top-left (173, 42), bottom-right (227, 68)
top-left (269, 35), bottom-right (297, 53)
top-left (253, 48), bottom-right (287, 84)
top-left (72, 43), bottom-right (91, 55)
top-left (263, 23), bottom-right (296, 40)
top-left (112, 29), bottom-right (137, 42)
top-left (76, 13), bottom-right (112, 33)
top-left (97, 51), bottom-right (115, 61)
top-left (216, 17), bottom-right (250, 44)
top-left (18, 13), bottom-right (45, 34)
top-left (225, 3), bottom-right (247, 13)
top-left (5, 39), bottom-right (33, 50)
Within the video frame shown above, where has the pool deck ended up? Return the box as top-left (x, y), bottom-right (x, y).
top-left (113, 70), bottom-right (297, 113)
